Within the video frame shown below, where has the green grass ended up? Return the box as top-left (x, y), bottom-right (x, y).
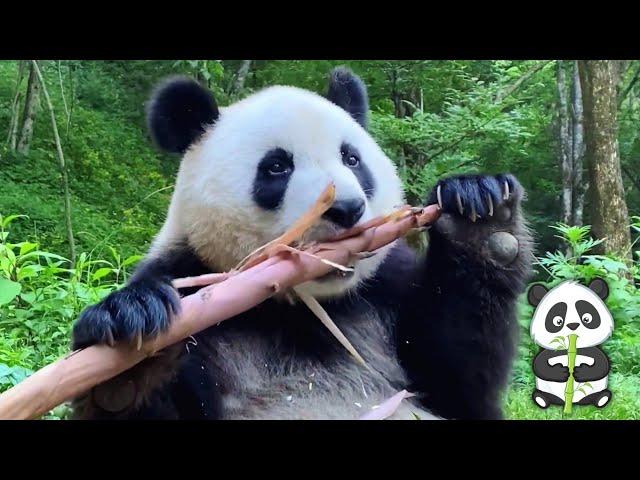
top-left (504, 374), bottom-right (640, 419)
top-left (0, 60), bottom-right (176, 259)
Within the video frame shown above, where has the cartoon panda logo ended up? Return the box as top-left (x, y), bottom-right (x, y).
top-left (528, 279), bottom-right (613, 411)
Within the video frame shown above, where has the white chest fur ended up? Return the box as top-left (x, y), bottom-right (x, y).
top-left (205, 309), bottom-right (438, 420)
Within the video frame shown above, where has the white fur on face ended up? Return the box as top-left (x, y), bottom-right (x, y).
top-left (530, 281), bottom-right (614, 349)
top-left (159, 85), bottom-right (405, 298)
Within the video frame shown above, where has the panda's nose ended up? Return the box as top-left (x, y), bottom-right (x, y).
top-left (323, 198), bottom-right (366, 229)
top-left (567, 322), bottom-right (580, 331)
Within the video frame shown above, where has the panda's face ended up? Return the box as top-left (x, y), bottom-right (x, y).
top-left (170, 84), bottom-right (404, 298)
top-left (529, 281), bottom-right (614, 349)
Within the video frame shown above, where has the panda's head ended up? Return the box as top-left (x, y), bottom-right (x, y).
top-left (528, 279), bottom-right (614, 349)
top-left (146, 68), bottom-right (404, 298)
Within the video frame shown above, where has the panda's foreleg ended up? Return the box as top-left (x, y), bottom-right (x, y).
top-left (573, 347), bottom-right (610, 382)
top-left (533, 349), bottom-right (571, 382)
top-left (397, 174), bottom-right (533, 420)
top-left (71, 242), bottom-right (213, 419)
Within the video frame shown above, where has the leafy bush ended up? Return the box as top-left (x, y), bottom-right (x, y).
top-left (0, 213), bottom-right (140, 419)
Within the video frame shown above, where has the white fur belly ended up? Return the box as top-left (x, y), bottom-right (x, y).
top-left (221, 387), bottom-right (439, 420)
top-left (211, 306), bottom-right (440, 420)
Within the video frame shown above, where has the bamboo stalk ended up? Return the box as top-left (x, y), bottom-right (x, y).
top-left (0, 195), bottom-right (440, 420)
top-left (31, 60), bottom-right (77, 267)
top-left (563, 333), bottom-right (578, 414)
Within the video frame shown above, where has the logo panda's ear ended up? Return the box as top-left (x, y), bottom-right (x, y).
top-left (527, 284), bottom-right (548, 307)
top-left (146, 76), bottom-right (219, 154)
top-left (588, 277), bottom-right (609, 300)
top-left (325, 67), bottom-right (369, 129)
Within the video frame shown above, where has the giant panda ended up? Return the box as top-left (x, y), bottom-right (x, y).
top-left (528, 279), bottom-right (614, 409)
top-left (71, 67), bottom-right (533, 420)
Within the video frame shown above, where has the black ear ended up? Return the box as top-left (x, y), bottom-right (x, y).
top-left (325, 67), bottom-right (369, 129)
top-left (588, 278), bottom-right (609, 300)
top-left (528, 284), bottom-right (548, 307)
top-left (146, 76), bottom-right (219, 154)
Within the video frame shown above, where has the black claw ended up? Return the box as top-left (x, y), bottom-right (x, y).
top-left (71, 278), bottom-right (179, 350)
top-left (428, 173), bottom-right (521, 222)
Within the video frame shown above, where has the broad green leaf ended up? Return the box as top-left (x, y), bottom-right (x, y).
top-left (0, 278), bottom-right (21, 306)
top-left (18, 242), bottom-right (38, 256)
top-left (122, 255), bottom-right (143, 267)
top-left (1, 214), bottom-right (28, 228)
top-left (92, 268), bottom-right (113, 281)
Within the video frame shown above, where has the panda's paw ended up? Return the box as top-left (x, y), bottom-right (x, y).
top-left (427, 173), bottom-right (527, 266)
top-left (71, 277), bottom-right (180, 350)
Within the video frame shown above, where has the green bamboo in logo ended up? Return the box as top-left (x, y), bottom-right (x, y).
top-left (564, 333), bottom-right (578, 414)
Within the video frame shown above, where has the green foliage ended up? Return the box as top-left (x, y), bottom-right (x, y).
top-left (0, 214), bottom-right (136, 403)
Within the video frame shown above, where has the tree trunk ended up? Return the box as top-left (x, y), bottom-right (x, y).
top-left (232, 60), bottom-right (252, 94)
top-left (389, 68), bottom-right (406, 118)
top-left (556, 61), bottom-right (573, 224)
top-left (17, 62), bottom-right (41, 155)
top-left (571, 61), bottom-right (586, 226)
top-left (31, 60), bottom-right (76, 267)
top-left (7, 61), bottom-right (26, 151)
top-left (57, 60), bottom-right (71, 137)
top-left (578, 60), bottom-right (632, 261)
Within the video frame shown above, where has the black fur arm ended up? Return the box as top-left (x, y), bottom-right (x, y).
top-left (397, 174), bottom-right (533, 420)
top-left (70, 240), bottom-right (211, 418)
top-left (573, 347), bottom-right (610, 382)
top-left (532, 349), bottom-right (570, 382)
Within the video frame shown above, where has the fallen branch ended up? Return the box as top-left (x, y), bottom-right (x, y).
top-left (0, 186), bottom-right (440, 420)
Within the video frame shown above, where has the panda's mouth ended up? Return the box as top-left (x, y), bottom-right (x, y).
top-left (300, 220), bottom-right (344, 244)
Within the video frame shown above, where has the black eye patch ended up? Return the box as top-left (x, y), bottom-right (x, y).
top-left (576, 300), bottom-right (601, 329)
top-left (340, 142), bottom-right (375, 199)
top-left (252, 148), bottom-right (294, 211)
top-left (545, 302), bottom-right (567, 333)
